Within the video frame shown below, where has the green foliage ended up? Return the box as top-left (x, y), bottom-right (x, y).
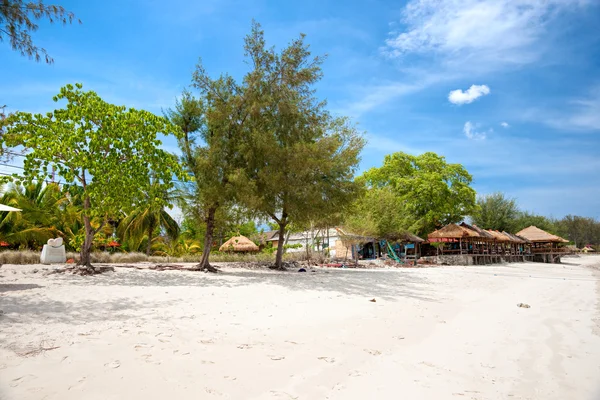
top-left (513, 211), bottom-right (558, 234)
top-left (344, 185), bottom-right (412, 240)
top-left (0, 0), bottom-right (80, 63)
top-left (118, 182), bottom-right (180, 255)
top-left (2, 83), bottom-right (185, 265)
top-left (241, 21), bottom-right (365, 267)
top-left (555, 215), bottom-right (600, 247)
top-left (167, 72), bottom-right (248, 268)
top-left (471, 192), bottom-right (519, 232)
top-left (359, 151), bottom-right (477, 236)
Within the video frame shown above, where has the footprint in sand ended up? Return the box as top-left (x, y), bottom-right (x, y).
top-left (317, 356), bottom-right (336, 363)
top-left (10, 374), bottom-right (37, 387)
top-left (364, 349), bottom-right (382, 356)
top-left (104, 360), bottom-right (121, 369)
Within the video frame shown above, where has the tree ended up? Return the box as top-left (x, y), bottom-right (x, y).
top-left (513, 211), bottom-right (558, 234)
top-left (241, 22), bottom-right (365, 269)
top-left (0, 181), bottom-right (63, 247)
top-left (362, 151), bottom-right (477, 236)
top-left (344, 185), bottom-right (413, 240)
top-left (470, 192), bottom-right (519, 232)
top-left (118, 184), bottom-right (180, 256)
top-left (2, 83), bottom-right (184, 270)
top-left (166, 78), bottom-right (248, 272)
top-left (557, 215), bottom-right (600, 248)
top-left (0, 0), bottom-right (79, 63)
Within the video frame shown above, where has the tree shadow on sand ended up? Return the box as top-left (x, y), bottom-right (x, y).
top-left (0, 283), bottom-right (43, 293)
top-left (61, 268), bottom-right (438, 302)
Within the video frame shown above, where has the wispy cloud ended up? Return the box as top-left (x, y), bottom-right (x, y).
top-left (547, 88), bottom-right (600, 131)
top-left (500, 122), bottom-right (510, 128)
top-left (383, 0), bottom-right (589, 72)
top-left (463, 121), bottom-right (490, 140)
top-left (448, 84), bottom-right (490, 105)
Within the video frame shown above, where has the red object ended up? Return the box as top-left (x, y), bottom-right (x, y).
top-left (108, 241), bottom-right (121, 247)
top-left (0, 241), bottom-right (9, 247)
top-left (66, 258), bottom-right (75, 263)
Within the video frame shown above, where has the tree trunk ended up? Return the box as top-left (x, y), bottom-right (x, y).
top-left (79, 215), bottom-right (94, 267)
top-left (79, 196), bottom-right (94, 268)
top-left (196, 206), bottom-right (218, 273)
top-left (274, 216), bottom-right (288, 270)
top-left (146, 223), bottom-right (155, 256)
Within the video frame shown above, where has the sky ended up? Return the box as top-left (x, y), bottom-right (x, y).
top-left (2, 0), bottom-right (600, 220)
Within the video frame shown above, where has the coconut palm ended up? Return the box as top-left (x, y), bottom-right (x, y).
top-left (0, 182), bottom-right (65, 248)
top-left (118, 196), bottom-right (180, 255)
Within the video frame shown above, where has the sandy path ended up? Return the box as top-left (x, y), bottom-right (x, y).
top-left (1, 256), bottom-right (599, 399)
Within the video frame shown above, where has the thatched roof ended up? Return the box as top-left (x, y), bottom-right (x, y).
top-left (428, 224), bottom-right (480, 239)
top-left (461, 223), bottom-right (495, 240)
top-left (502, 232), bottom-right (527, 243)
top-left (384, 231), bottom-right (425, 243)
top-left (219, 235), bottom-right (259, 252)
top-left (486, 230), bottom-right (510, 242)
top-left (516, 226), bottom-right (569, 243)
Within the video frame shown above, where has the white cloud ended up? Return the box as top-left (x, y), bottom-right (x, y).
top-left (501, 122), bottom-right (510, 128)
top-left (384, 0), bottom-right (589, 71)
top-left (448, 84), bottom-right (490, 105)
top-left (463, 121), bottom-right (491, 140)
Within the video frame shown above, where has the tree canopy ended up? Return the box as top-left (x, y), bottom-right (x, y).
top-left (241, 22), bottom-right (365, 268)
top-left (2, 83), bottom-right (185, 268)
top-left (470, 192), bottom-right (519, 232)
top-left (360, 151), bottom-right (477, 236)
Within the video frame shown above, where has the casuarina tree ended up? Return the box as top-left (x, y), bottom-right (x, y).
top-left (242, 22), bottom-right (365, 269)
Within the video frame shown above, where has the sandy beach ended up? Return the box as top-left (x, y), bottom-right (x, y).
top-left (1, 256), bottom-right (599, 400)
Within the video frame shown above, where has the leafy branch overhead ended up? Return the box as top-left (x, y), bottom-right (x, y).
top-left (0, 0), bottom-right (80, 63)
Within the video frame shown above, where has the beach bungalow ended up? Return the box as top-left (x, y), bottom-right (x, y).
top-left (427, 223), bottom-right (480, 255)
top-left (516, 226), bottom-right (569, 263)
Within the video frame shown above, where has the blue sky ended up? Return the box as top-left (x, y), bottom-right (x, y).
top-left (2, 0), bottom-right (600, 219)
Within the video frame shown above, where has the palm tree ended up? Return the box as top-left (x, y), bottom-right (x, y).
top-left (118, 182), bottom-right (180, 255)
top-left (0, 182), bottom-right (65, 248)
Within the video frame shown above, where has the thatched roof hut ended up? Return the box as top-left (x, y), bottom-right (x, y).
top-left (219, 235), bottom-right (260, 252)
top-left (386, 231), bottom-right (425, 243)
top-left (516, 226), bottom-right (568, 243)
top-left (486, 230), bottom-right (510, 242)
top-left (428, 224), bottom-right (479, 240)
top-left (460, 223), bottom-right (495, 240)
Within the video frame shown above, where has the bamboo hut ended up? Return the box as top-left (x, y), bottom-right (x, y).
top-left (219, 235), bottom-right (259, 253)
top-left (428, 224), bottom-right (480, 255)
top-left (516, 226), bottom-right (569, 262)
top-left (460, 223), bottom-right (495, 254)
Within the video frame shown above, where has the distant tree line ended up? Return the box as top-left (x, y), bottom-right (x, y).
top-left (471, 193), bottom-right (600, 248)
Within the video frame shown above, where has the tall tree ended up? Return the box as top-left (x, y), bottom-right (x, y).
top-left (362, 151), bottom-right (477, 236)
top-left (166, 78), bottom-right (248, 272)
top-left (470, 192), bottom-right (519, 232)
top-left (2, 83), bottom-right (184, 270)
top-left (0, 0), bottom-right (80, 63)
top-left (242, 22), bottom-right (365, 269)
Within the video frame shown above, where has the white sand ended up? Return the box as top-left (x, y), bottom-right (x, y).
top-left (1, 255), bottom-right (600, 400)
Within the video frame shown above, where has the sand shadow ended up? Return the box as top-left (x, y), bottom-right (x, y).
top-left (59, 267), bottom-right (438, 302)
top-left (0, 283), bottom-right (43, 293)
